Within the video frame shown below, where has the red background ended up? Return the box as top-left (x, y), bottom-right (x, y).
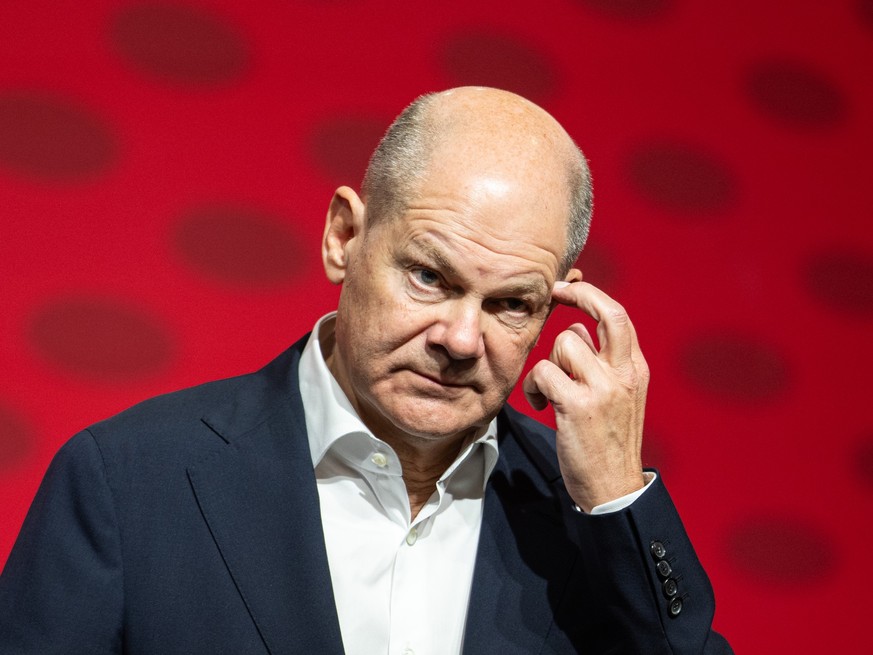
top-left (2, 1), bottom-right (871, 651)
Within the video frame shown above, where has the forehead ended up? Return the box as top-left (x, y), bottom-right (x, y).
top-left (367, 100), bottom-right (576, 280)
top-left (398, 153), bottom-right (571, 264)
top-left (376, 173), bottom-right (567, 293)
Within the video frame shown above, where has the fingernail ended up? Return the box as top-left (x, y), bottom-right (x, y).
top-left (553, 281), bottom-right (570, 289)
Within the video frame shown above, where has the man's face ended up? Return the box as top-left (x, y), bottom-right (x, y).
top-left (327, 150), bottom-right (571, 446)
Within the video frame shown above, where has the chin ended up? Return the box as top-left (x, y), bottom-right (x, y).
top-left (384, 397), bottom-right (492, 442)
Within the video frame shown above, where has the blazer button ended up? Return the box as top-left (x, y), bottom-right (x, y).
top-left (656, 559), bottom-right (673, 578)
top-left (669, 597), bottom-right (683, 617)
top-left (650, 540), bottom-right (667, 560)
top-left (662, 578), bottom-right (679, 598)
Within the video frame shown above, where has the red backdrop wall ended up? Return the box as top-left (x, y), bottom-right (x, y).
top-left (2, 1), bottom-right (871, 652)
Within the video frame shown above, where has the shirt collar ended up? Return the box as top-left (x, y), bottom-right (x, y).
top-left (298, 312), bottom-right (499, 487)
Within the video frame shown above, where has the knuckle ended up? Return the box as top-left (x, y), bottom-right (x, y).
top-left (634, 357), bottom-right (651, 379)
top-left (638, 360), bottom-right (651, 382)
top-left (639, 359), bottom-right (652, 382)
top-left (606, 303), bottom-right (629, 324)
top-left (553, 329), bottom-right (578, 353)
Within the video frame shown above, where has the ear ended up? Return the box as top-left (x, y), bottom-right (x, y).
top-left (563, 267), bottom-right (583, 284)
top-left (322, 186), bottom-right (366, 284)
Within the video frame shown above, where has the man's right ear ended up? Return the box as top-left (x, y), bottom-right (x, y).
top-left (322, 186), bottom-right (366, 284)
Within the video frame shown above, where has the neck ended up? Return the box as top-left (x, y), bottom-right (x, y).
top-left (381, 430), bottom-right (470, 520)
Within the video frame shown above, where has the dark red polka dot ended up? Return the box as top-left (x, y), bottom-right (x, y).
top-left (804, 250), bottom-right (873, 317)
top-left (576, 243), bottom-right (619, 291)
top-left (626, 141), bottom-right (736, 214)
top-left (309, 116), bottom-right (387, 186)
top-left (680, 333), bottom-right (790, 403)
top-left (577, 0), bottom-right (673, 21)
top-left (0, 402), bottom-right (31, 471)
top-left (727, 516), bottom-right (837, 584)
top-left (745, 61), bottom-right (846, 129)
top-left (29, 297), bottom-right (173, 382)
top-left (861, 0), bottom-right (873, 29)
top-left (0, 92), bottom-right (116, 181)
top-left (438, 31), bottom-right (558, 102)
top-left (853, 435), bottom-right (873, 489)
top-left (173, 204), bottom-right (306, 287)
top-left (111, 3), bottom-right (249, 85)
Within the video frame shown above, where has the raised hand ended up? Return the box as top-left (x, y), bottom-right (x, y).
top-left (523, 281), bottom-right (649, 513)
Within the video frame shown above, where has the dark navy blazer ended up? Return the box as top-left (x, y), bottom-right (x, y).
top-left (0, 336), bottom-right (731, 654)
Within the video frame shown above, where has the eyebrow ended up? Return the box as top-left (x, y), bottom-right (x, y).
top-left (409, 240), bottom-right (550, 299)
top-left (413, 241), bottom-right (461, 278)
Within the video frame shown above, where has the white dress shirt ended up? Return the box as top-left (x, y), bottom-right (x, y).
top-left (298, 313), bottom-right (654, 655)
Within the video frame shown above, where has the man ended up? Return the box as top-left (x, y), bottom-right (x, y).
top-left (0, 87), bottom-right (731, 653)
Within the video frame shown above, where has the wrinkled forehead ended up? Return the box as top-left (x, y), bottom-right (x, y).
top-left (407, 217), bottom-right (564, 291)
top-left (382, 169), bottom-right (569, 283)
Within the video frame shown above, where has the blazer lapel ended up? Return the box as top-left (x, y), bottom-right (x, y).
top-left (463, 409), bottom-right (580, 655)
top-left (187, 342), bottom-right (345, 655)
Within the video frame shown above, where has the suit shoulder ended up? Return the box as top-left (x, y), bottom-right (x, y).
top-left (90, 372), bottom-right (247, 437)
top-left (83, 340), bottom-right (304, 461)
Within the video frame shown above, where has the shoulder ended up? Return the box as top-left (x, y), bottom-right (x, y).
top-left (91, 372), bottom-right (248, 438)
top-left (83, 337), bottom-right (308, 465)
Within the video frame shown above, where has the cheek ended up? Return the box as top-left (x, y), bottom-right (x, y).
top-left (486, 329), bottom-right (538, 383)
top-left (342, 287), bottom-right (427, 361)
top-left (340, 265), bottom-right (396, 329)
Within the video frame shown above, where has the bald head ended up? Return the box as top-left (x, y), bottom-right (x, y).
top-left (360, 87), bottom-right (592, 274)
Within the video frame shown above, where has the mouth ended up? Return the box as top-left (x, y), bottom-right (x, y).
top-left (410, 369), bottom-right (478, 392)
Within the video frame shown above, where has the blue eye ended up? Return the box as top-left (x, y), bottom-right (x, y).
top-left (414, 268), bottom-right (440, 286)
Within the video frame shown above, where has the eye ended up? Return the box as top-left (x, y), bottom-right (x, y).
top-left (412, 268), bottom-right (441, 287)
top-left (498, 298), bottom-right (530, 314)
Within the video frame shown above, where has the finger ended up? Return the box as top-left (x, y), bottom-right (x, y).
top-left (549, 327), bottom-right (602, 382)
top-left (566, 322), bottom-right (596, 353)
top-left (551, 281), bottom-right (636, 368)
top-left (523, 379), bottom-right (548, 411)
top-left (523, 359), bottom-right (575, 410)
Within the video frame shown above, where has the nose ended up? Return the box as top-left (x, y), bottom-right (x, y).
top-left (428, 299), bottom-right (485, 361)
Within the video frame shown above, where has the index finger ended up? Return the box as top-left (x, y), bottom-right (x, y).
top-left (550, 281), bottom-right (639, 367)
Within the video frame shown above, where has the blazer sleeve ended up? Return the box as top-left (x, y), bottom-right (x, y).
top-left (566, 473), bottom-right (732, 654)
top-left (0, 430), bottom-right (124, 654)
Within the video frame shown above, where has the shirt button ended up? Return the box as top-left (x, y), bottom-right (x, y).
top-left (371, 452), bottom-right (388, 468)
top-left (406, 527), bottom-right (418, 546)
